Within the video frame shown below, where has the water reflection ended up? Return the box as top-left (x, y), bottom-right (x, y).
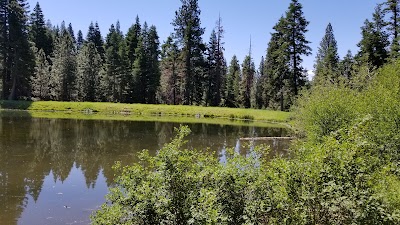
top-left (0, 113), bottom-right (290, 225)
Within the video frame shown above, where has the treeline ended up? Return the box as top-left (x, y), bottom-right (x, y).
top-left (0, 0), bottom-right (399, 110)
top-left (313, 1), bottom-right (400, 88)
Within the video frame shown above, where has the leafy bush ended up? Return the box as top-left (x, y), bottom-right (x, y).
top-left (91, 126), bottom-right (270, 224)
top-left (92, 60), bottom-right (400, 224)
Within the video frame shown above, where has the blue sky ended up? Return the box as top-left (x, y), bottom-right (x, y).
top-left (28, 0), bottom-right (382, 78)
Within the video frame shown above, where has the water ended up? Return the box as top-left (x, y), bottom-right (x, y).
top-left (0, 112), bottom-right (290, 225)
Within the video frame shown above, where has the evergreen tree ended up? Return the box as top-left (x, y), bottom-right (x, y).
top-left (215, 15), bottom-right (226, 107)
top-left (60, 21), bottom-right (66, 34)
top-left (118, 38), bottom-right (131, 103)
top-left (159, 36), bottom-right (181, 105)
top-left (314, 23), bottom-right (340, 84)
top-left (357, 5), bottom-right (389, 68)
top-left (132, 25), bottom-right (147, 103)
top-left (112, 20), bottom-right (132, 103)
top-left (31, 48), bottom-right (50, 100)
top-left (126, 15), bottom-right (141, 67)
top-left (284, 0), bottom-right (311, 96)
top-left (145, 25), bottom-right (160, 104)
top-left (0, 0), bottom-right (9, 99)
top-left (250, 71), bottom-right (258, 109)
top-left (29, 2), bottom-right (53, 57)
top-left (255, 56), bottom-right (265, 108)
top-left (131, 22), bottom-right (159, 104)
top-left (204, 16), bottom-right (225, 107)
top-left (204, 30), bottom-right (218, 106)
top-left (77, 30), bottom-right (84, 51)
top-left (51, 24), bottom-right (60, 40)
top-left (263, 1), bottom-right (310, 111)
top-left (76, 42), bottom-right (101, 101)
top-left (67, 23), bottom-right (76, 45)
top-left (172, 0), bottom-right (206, 105)
top-left (239, 54), bottom-right (255, 109)
top-left (265, 18), bottom-right (291, 111)
top-left (50, 28), bottom-right (77, 101)
top-left (86, 22), bottom-right (105, 60)
top-left (104, 23), bottom-right (123, 102)
top-left (338, 50), bottom-right (354, 80)
top-left (115, 20), bottom-right (122, 36)
top-left (6, 0), bottom-right (35, 100)
top-left (224, 55), bottom-right (240, 108)
top-left (86, 22), bottom-right (95, 41)
top-left (383, 0), bottom-right (400, 57)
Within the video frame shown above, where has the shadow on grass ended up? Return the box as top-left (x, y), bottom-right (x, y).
top-left (0, 100), bottom-right (33, 110)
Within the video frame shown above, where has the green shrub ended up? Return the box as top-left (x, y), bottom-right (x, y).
top-left (91, 125), bottom-right (400, 224)
top-left (91, 126), bottom-right (270, 224)
top-left (293, 84), bottom-right (359, 141)
top-left (92, 60), bottom-right (400, 224)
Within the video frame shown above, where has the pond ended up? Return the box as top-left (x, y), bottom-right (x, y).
top-left (0, 112), bottom-right (291, 225)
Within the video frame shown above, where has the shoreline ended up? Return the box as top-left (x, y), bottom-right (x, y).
top-left (0, 101), bottom-right (292, 128)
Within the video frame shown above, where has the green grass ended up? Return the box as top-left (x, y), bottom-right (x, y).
top-left (0, 100), bottom-right (291, 126)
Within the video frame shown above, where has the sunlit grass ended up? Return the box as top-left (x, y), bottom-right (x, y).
top-left (0, 100), bottom-right (291, 126)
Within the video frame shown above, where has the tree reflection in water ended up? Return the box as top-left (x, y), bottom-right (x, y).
top-left (0, 113), bottom-right (289, 225)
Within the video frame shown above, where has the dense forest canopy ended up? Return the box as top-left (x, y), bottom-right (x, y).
top-left (0, 0), bottom-right (398, 111)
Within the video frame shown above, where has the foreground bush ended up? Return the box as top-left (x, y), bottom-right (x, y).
top-left (91, 126), bottom-right (271, 224)
top-left (91, 128), bottom-right (399, 224)
top-left (92, 61), bottom-right (400, 224)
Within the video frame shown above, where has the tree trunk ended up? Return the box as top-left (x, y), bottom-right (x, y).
top-left (8, 70), bottom-right (16, 100)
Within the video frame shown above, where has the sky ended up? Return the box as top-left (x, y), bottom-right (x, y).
top-left (27, 0), bottom-right (382, 79)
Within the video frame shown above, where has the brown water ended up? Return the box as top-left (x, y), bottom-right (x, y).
top-left (0, 112), bottom-right (290, 225)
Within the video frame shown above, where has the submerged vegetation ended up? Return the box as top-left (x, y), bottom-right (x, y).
top-left (91, 61), bottom-right (400, 224)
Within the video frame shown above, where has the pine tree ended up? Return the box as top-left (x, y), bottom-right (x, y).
top-left (265, 18), bottom-right (291, 111)
top-left (0, 0), bottom-right (9, 99)
top-left (338, 50), bottom-right (354, 80)
top-left (314, 23), bottom-right (340, 84)
top-left (204, 29), bottom-right (218, 106)
top-left (159, 36), bottom-right (181, 105)
top-left (76, 42), bottom-right (101, 101)
top-left (255, 56), bottom-right (265, 108)
top-left (32, 48), bottom-right (50, 100)
top-left (224, 55), bottom-right (240, 108)
top-left (383, 0), bottom-right (400, 57)
top-left (77, 30), bottom-right (84, 51)
top-left (126, 15), bottom-right (141, 68)
top-left (86, 22), bottom-right (95, 41)
top-left (215, 15), bottom-right (226, 107)
top-left (50, 28), bottom-right (77, 101)
top-left (284, 0), bottom-right (311, 96)
top-left (250, 71), bottom-right (258, 109)
top-left (29, 2), bottom-right (53, 57)
top-left (145, 25), bottom-right (160, 104)
top-left (104, 23), bottom-right (123, 102)
top-left (132, 25), bottom-right (147, 103)
top-left (86, 22), bottom-right (105, 60)
top-left (113, 20), bottom-right (132, 103)
top-left (172, 0), bottom-right (206, 105)
top-left (357, 5), bottom-right (389, 68)
top-left (118, 38), bottom-right (131, 103)
top-left (239, 54), bottom-right (255, 109)
top-left (67, 23), bottom-right (76, 45)
top-left (7, 0), bottom-right (35, 100)
top-left (204, 16), bottom-right (225, 107)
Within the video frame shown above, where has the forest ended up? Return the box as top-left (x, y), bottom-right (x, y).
top-left (0, 0), bottom-right (394, 111)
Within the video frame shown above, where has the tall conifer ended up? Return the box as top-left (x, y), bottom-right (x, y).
top-left (172, 0), bottom-right (205, 105)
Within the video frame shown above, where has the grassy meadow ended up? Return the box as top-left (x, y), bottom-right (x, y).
top-left (0, 100), bottom-right (291, 127)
